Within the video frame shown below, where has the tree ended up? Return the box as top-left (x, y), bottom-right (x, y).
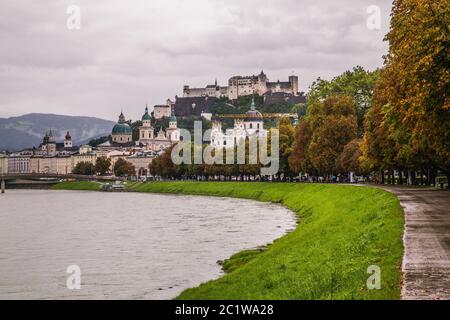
top-left (289, 95), bottom-right (357, 178)
top-left (95, 156), bottom-right (111, 175)
top-left (150, 145), bottom-right (177, 179)
top-left (308, 66), bottom-right (380, 137)
top-left (291, 103), bottom-right (307, 118)
top-left (113, 158), bottom-right (136, 177)
top-left (289, 120), bottom-right (313, 175)
top-left (73, 161), bottom-right (95, 175)
top-left (278, 118), bottom-right (295, 178)
top-left (387, 0), bottom-right (449, 179)
top-left (176, 115), bottom-right (212, 137)
top-left (337, 139), bottom-right (362, 174)
top-left (361, 0), bottom-right (449, 185)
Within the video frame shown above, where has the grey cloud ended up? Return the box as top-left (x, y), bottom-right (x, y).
top-left (0, 0), bottom-right (392, 121)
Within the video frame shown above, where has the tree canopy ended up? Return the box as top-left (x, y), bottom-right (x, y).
top-left (73, 161), bottom-right (96, 175)
top-left (289, 95), bottom-right (357, 177)
top-left (361, 0), bottom-right (449, 183)
top-left (95, 156), bottom-right (111, 176)
top-left (308, 66), bottom-right (380, 137)
top-left (113, 158), bottom-right (136, 177)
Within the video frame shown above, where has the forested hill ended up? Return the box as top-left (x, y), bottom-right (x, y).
top-left (0, 113), bottom-right (115, 152)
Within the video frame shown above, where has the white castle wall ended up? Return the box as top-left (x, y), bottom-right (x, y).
top-left (184, 72), bottom-right (298, 100)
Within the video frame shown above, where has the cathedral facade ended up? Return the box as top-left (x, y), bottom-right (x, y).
top-left (138, 106), bottom-right (180, 152)
top-left (210, 98), bottom-right (267, 148)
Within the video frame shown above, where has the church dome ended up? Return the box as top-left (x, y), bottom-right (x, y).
top-left (112, 111), bottom-right (132, 135)
top-left (142, 106), bottom-right (151, 121)
top-left (112, 123), bottom-right (132, 135)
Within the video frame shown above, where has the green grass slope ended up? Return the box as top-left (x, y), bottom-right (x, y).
top-left (51, 181), bottom-right (101, 191)
top-left (126, 182), bottom-right (404, 300)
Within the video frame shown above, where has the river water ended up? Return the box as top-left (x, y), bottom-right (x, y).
top-left (0, 190), bottom-right (296, 299)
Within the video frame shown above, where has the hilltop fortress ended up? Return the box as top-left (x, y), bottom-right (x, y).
top-left (183, 71), bottom-right (299, 100)
top-left (151, 71), bottom-right (306, 119)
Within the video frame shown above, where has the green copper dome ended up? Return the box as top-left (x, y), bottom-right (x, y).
top-left (112, 123), bottom-right (132, 135)
top-left (112, 111), bottom-right (132, 135)
top-left (142, 106), bottom-right (152, 121)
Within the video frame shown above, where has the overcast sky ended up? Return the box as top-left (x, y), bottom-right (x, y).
top-left (0, 0), bottom-right (393, 121)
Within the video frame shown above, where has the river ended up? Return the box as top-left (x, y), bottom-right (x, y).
top-left (0, 190), bottom-right (296, 299)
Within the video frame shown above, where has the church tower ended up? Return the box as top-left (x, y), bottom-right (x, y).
top-left (139, 105), bottom-right (154, 146)
top-left (64, 131), bottom-right (73, 149)
top-left (166, 107), bottom-right (180, 142)
top-left (46, 129), bottom-right (57, 155)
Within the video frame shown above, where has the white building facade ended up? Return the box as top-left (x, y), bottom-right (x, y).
top-left (7, 155), bottom-right (32, 174)
top-left (183, 71), bottom-right (299, 100)
top-left (210, 98), bottom-right (267, 148)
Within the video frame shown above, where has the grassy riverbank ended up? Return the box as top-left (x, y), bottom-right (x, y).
top-left (53, 181), bottom-right (404, 299)
top-left (51, 181), bottom-right (102, 191)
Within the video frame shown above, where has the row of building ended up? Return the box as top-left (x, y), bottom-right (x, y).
top-left (0, 140), bottom-right (160, 178)
top-left (0, 102), bottom-right (269, 175)
top-left (0, 148), bottom-right (156, 177)
top-left (0, 71), bottom-right (301, 176)
top-left (0, 106), bottom-right (183, 177)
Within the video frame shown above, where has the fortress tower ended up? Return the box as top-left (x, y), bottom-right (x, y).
top-left (289, 75), bottom-right (299, 95)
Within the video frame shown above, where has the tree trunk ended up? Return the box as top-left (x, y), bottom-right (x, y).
top-left (430, 168), bottom-right (436, 186)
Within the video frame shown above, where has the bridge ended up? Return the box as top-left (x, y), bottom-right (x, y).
top-left (0, 173), bottom-right (122, 193)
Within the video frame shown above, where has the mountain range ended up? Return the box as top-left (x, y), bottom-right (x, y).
top-left (0, 113), bottom-right (115, 152)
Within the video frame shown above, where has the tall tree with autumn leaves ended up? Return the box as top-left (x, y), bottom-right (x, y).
top-left (289, 95), bottom-right (358, 179)
top-left (362, 0), bottom-right (449, 184)
top-left (308, 66), bottom-right (380, 137)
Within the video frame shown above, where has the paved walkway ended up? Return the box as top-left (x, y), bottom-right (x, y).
top-left (381, 186), bottom-right (450, 300)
